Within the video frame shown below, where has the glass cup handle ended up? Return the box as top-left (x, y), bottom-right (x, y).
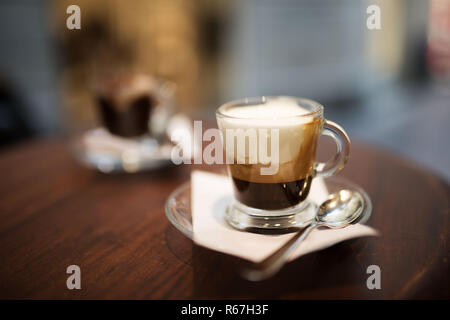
top-left (314, 120), bottom-right (350, 178)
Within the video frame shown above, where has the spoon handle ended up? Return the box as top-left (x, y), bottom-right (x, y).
top-left (242, 223), bottom-right (318, 281)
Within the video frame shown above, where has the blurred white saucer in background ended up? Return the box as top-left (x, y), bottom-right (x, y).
top-left (72, 114), bottom-right (199, 173)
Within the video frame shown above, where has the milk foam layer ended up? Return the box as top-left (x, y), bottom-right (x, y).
top-left (224, 97), bottom-right (311, 119)
top-left (217, 97), bottom-right (322, 183)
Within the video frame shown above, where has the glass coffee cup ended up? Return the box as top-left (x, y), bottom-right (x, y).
top-left (73, 72), bottom-right (176, 173)
top-left (216, 96), bottom-right (350, 230)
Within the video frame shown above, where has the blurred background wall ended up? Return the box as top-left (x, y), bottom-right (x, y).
top-left (0, 0), bottom-right (60, 140)
top-left (0, 0), bottom-right (449, 179)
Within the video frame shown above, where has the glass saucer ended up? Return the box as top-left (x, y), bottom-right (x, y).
top-left (165, 175), bottom-right (373, 237)
top-left (71, 128), bottom-right (174, 173)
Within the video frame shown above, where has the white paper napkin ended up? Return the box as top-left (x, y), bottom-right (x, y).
top-left (192, 170), bottom-right (378, 263)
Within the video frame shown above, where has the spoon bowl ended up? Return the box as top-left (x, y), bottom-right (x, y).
top-left (316, 189), bottom-right (364, 228)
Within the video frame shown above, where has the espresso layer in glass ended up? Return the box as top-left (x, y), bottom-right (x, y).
top-left (231, 175), bottom-right (313, 210)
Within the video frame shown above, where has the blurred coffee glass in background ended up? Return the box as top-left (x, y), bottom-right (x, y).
top-left (0, 0), bottom-right (448, 178)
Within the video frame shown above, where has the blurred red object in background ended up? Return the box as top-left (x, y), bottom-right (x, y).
top-left (427, 0), bottom-right (450, 80)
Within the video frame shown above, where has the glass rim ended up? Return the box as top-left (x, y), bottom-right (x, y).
top-left (216, 95), bottom-right (324, 120)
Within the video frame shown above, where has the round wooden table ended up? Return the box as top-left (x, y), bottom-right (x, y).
top-left (0, 139), bottom-right (448, 299)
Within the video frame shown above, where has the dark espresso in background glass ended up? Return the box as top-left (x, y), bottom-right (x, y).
top-left (95, 74), bottom-right (157, 138)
